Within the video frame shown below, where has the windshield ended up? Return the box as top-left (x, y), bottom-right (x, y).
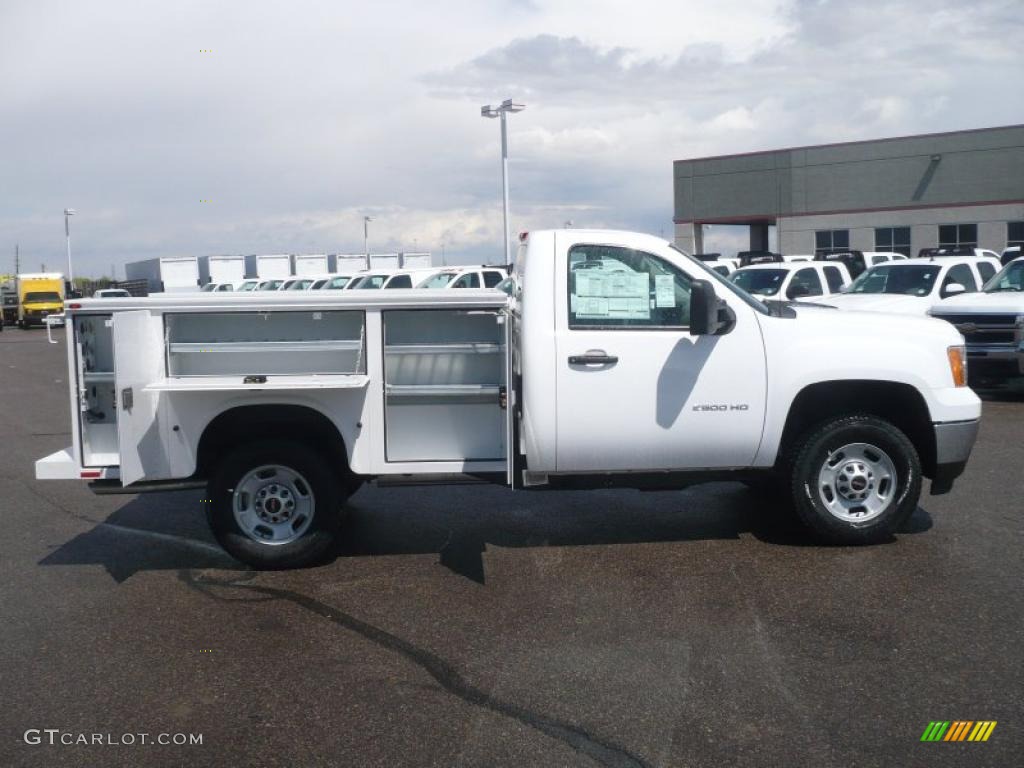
top-left (286, 280), bottom-right (313, 290)
top-left (25, 292), bottom-right (62, 303)
top-left (200, 284), bottom-right (217, 292)
top-left (983, 260), bottom-right (1024, 292)
top-left (238, 281), bottom-right (258, 291)
top-left (326, 276), bottom-right (350, 289)
top-left (259, 280), bottom-right (283, 290)
top-left (417, 271), bottom-right (456, 288)
top-left (730, 269), bottom-right (787, 296)
top-left (848, 264), bottom-right (940, 296)
top-left (355, 275), bottom-right (387, 289)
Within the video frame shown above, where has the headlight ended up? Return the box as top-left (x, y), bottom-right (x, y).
top-left (947, 345), bottom-right (967, 387)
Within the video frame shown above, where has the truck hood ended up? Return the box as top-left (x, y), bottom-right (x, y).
top-left (786, 302), bottom-right (963, 345)
top-left (821, 293), bottom-right (930, 315)
top-left (930, 291), bottom-right (1024, 315)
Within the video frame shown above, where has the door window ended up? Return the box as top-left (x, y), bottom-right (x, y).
top-left (822, 266), bottom-right (845, 292)
top-left (976, 262), bottom-right (997, 283)
top-left (483, 271), bottom-right (505, 287)
top-left (452, 273), bottom-right (480, 288)
top-left (568, 245), bottom-right (692, 328)
top-left (787, 268), bottom-right (824, 299)
top-left (941, 264), bottom-right (978, 297)
top-left (387, 275), bottom-right (412, 288)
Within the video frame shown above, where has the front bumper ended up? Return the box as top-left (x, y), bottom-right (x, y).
top-left (930, 419), bottom-right (981, 495)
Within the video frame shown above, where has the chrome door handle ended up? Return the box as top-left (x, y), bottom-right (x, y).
top-left (568, 350), bottom-right (618, 365)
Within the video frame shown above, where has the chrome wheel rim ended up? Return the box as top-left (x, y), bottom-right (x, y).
top-left (817, 442), bottom-right (897, 523)
top-left (232, 464), bottom-right (315, 545)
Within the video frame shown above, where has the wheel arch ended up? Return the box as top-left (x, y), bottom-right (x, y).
top-left (193, 404), bottom-right (351, 481)
top-left (778, 380), bottom-right (937, 478)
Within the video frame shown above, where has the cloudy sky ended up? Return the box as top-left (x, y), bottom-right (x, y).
top-left (1, 0), bottom-right (1020, 276)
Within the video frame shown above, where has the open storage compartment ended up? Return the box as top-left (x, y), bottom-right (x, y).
top-left (383, 309), bottom-right (507, 462)
top-left (164, 310), bottom-right (365, 378)
top-left (74, 314), bottom-right (119, 466)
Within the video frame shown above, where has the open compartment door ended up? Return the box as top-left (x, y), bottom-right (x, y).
top-left (113, 310), bottom-right (170, 485)
top-left (504, 310), bottom-right (515, 487)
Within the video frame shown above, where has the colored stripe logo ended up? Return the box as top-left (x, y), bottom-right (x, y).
top-left (921, 721), bottom-right (997, 742)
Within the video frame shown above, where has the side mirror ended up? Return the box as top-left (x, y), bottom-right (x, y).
top-left (944, 282), bottom-right (966, 297)
top-left (690, 279), bottom-right (733, 335)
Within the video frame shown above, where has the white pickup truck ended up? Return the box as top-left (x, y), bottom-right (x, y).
top-left (930, 257), bottom-right (1024, 388)
top-left (36, 230), bottom-right (981, 568)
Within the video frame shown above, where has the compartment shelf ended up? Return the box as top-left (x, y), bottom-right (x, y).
top-left (146, 374), bottom-right (370, 392)
top-left (169, 340), bottom-right (362, 354)
top-left (385, 384), bottom-right (501, 397)
top-left (384, 343), bottom-right (501, 355)
top-left (83, 371), bottom-right (115, 382)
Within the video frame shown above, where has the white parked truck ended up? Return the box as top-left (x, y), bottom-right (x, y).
top-left (930, 257), bottom-right (1024, 388)
top-left (37, 230), bottom-right (980, 568)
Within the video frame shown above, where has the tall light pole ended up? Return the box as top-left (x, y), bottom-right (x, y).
top-left (481, 98), bottom-right (525, 267)
top-left (64, 208), bottom-right (76, 282)
top-left (363, 215), bottom-right (373, 270)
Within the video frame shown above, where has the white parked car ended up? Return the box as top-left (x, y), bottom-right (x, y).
top-left (416, 266), bottom-right (508, 289)
top-left (256, 279), bottom-right (285, 291)
top-left (235, 279), bottom-right (260, 292)
top-left (729, 261), bottom-right (852, 301)
top-left (279, 277), bottom-right (316, 291)
top-left (826, 256), bottom-right (1001, 315)
top-left (200, 282), bottom-right (236, 292)
top-left (92, 288), bottom-right (132, 299)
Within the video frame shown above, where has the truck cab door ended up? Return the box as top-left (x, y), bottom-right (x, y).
top-left (113, 310), bottom-right (171, 485)
top-left (553, 235), bottom-right (767, 472)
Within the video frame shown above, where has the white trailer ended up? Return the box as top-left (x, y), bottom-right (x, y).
top-left (400, 252), bottom-right (433, 269)
top-left (199, 255), bottom-right (247, 286)
top-left (38, 229), bottom-right (980, 569)
top-left (124, 256), bottom-right (201, 293)
top-left (293, 254), bottom-right (330, 276)
top-left (334, 254), bottom-right (368, 274)
top-left (370, 253), bottom-right (400, 270)
top-left (255, 254), bottom-right (292, 280)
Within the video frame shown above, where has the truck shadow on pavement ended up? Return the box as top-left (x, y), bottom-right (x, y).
top-left (38, 482), bottom-right (933, 583)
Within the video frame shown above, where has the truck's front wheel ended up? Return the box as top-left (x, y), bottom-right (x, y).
top-left (207, 440), bottom-right (346, 569)
top-left (789, 415), bottom-right (921, 544)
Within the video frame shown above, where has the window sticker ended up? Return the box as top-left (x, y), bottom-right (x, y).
top-left (574, 272), bottom-right (650, 319)
top-left (654, 274), bottom-right (676, 307)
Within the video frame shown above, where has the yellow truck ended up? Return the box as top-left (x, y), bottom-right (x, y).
top-left (18, 273), bottom-right (66, 328)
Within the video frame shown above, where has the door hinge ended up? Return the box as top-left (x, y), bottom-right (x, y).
top-left (121, 387), bottom-right (133, 412)
top-left (499, 386), bottom-right (507, 410)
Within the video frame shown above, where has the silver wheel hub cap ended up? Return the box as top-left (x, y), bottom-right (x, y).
top-left (233, 465), bottom-right (315, 545)
top-left (817, 442), bottom-right (897, 523)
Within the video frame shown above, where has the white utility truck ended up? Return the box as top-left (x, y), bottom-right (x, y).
top-left (36, 230), bottom-right (980, 568)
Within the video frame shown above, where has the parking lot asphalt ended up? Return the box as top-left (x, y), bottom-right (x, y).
top-left (1, 327), bottom-right (1021, 768)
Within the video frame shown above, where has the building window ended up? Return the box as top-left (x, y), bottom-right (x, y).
top-left (815, 230), bottom-right (850, 255)
top-left (875, 227), bottom-right (911, 257)
top-left (938, 224), bottom-right (977, 249)
top-left (1008, 222), bottom-right (1024, 249)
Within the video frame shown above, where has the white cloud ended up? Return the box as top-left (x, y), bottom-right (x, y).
top-left (0, 0), bottom-right (1020, 272)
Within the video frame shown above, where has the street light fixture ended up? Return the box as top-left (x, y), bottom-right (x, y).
top-left (480, 98), bottom-right (525, 267)
top-left (64, 208), bottom-right (76, 283)
top-left (363, 215), bottom-right (373, 270)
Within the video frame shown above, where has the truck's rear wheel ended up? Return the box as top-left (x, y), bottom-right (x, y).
top-left (207, 440), bottom-right (346, 569)
top-left (789, 415), bottom-right (920, 544)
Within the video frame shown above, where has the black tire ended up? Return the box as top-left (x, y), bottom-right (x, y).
top-left (207, 439), bottom-right (347, 569)
top-left (788, 415), bottom-right (921, 544)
